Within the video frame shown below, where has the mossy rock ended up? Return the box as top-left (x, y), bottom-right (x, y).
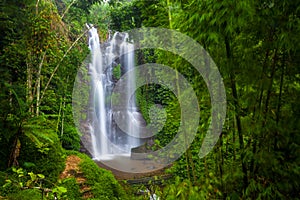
top-left (18, 133), bottom-right (65, 186)
top-left (131, 139), bottom-right (156, 160)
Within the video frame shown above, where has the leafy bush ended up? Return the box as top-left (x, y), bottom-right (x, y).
top-left (0, 167), bottom-right (66, 199)
top-left (157, 176), bottom-right (221, 200)
top-left (60, 124), bottom-right (81, 151)
top-left (0, 171), bottom-right (19, 197)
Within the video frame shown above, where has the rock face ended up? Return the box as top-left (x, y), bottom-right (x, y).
top-left (79, 140), bottom-right (93, 158)
top-left (131, 139), bottom-right (155, 160)
top-left (79, 121), bottom-right (93, 158)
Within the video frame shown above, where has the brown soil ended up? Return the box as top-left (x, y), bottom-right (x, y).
top-left (60, 155), bottom-right (93, 199)
top-left (60, 155), bottom-right (81, 179)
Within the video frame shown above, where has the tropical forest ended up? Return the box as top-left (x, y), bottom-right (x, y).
top-left (0, 0), bottom-right (299, 199)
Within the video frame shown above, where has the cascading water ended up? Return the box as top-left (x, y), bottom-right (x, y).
top-left (87, 25), bottom-right (142, 160)
top-left (121, 33), bottom-right (141, 149)
top-left (88, 27), bottom-right (108, 158)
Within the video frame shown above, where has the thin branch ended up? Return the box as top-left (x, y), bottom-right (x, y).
top-left (33, 51), bottom-right (47, 99)
top-left (22, 186), bottom-right (52, 192)
top-left (36, 0), bottom-right (40, 14)
top-left (36, 51), bottom-right (46, 116)
top-left (61, 0), bottom-right (78, 20)
top-left (26, 51), bottom-right (47, 115)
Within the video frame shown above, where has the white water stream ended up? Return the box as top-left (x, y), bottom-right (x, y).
top-left (87, 25), bottom-right (141, 160)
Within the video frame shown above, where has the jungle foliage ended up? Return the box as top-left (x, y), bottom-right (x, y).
top-left (0, 0), bottom-right (299, 199)
top-left (111, 0), bottom-right (300, 199)
top-left (0, 0), bottom-right (125, 199)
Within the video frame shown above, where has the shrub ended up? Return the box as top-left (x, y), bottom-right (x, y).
top-left (60, 124), bottom-right (81, 151)
top-left (0, 171), bottom-right (19, 197)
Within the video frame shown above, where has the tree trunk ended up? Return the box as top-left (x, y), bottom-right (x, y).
top-left (27, 61), bottom-right (34, 114)
top-left (8, 125), bottom-right (22, 167)
top-left (61, 96), bottom-right (66, 138)
top-left (35, 51), bottom-right (46, 116)
top-left (225, 36), bottom-right (248, 188)
top-left (250, 49), bottom-right (270, 176)
top-left (274, 53), bottom-right (285, 150)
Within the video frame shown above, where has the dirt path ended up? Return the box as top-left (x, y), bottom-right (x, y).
top-left (60, 155), bottom-right (93, 199)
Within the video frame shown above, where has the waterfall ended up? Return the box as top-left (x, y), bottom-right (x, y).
top-left (121, 33), bottom-right (141, 149)
top-left (87, 26), bottom-right (141, 160)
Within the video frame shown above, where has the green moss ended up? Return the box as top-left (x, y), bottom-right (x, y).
top-left (59, 178), bottom-right (81, 200)
top-left (7, 189), bottom-right (42, 200)
top-left (113, 64), bottom-right (121, 80)
top-left (18, 132), bottom-right (65, 186)
top-left (64, 151), bottom-right (128, 200)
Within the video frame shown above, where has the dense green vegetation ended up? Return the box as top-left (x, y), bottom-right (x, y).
top-left (1, 0), bottom-right (299, 199)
